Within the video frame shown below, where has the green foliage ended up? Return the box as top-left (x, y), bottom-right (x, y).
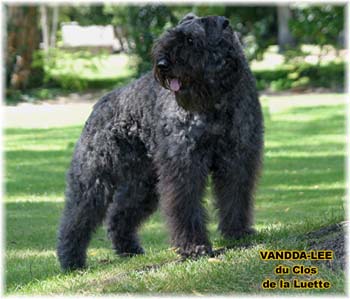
top-left (6, 50), bottom-right (344, 104)
top-left (41, 49), bottom-right (103, 90)
top-left (6, 4), bottom-right (345, 98)
top-left (62, 5), bottom-right (178, 75)
top-left (5, 88), bottom-right (67, 105)
top-left (6, 4), bottom-right (346, 94)
top-left (69, 5), bottom-right (277, 73)
top-left (43, 4), bottom-right (345, 77)
top-left (254, 62), bottom-right (344, 91)
top-left (33, 49), bottom-right (134, 91)
top-left (226, 6), bottom-right (277, 60)
top-left (5, 100), bottom-right (345, 294)
top-left (5, 51), bottom-right (136, 103)
top-left (123, 6), bottom-right (178, 75)
top-left (120, 5), bottom-right (278, 71)
top-left (290, 5), bottom-right (344, 48)
top-left (59, 5), bottom-right (114, 26)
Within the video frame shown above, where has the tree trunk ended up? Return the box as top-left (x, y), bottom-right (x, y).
top-left (113, 26), bottom-right (125, 52)
top-left (6, 6), bottom-right (42, 89)
top-left (50, 5), bottom-right (59, 48)
top-left (40, 5), bottom-right (49, 52)
top-left (277, 6), bottom-right (295, 53)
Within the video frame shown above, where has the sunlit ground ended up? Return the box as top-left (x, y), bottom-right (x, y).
top-left (5, 96), bottom-right (345, 294)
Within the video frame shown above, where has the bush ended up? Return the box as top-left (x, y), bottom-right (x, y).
top-left (6, 54), bottom-right (344, 104)
top-left (5, 50), bottom-right (136, 103)
top-left (32, 49), bottom-right (109, 91)
top-left (253, 62), bottom-right (344, 92)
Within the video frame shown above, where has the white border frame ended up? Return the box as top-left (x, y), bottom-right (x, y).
top-left (0, 1), bottom-right (349, 298)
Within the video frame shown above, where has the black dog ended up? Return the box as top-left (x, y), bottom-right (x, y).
top-left (57, 14), bottom-right (263, 271)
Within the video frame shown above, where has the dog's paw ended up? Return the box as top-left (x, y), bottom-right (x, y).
top-left (177, 244), bottom-right (213, 259)
top-left (61, 260), bottom-right (86, 272)
top-left (115, 243), bottom-right (145, 257)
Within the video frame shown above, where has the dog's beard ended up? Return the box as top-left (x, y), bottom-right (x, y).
top-left (175, 85), bottom-right (215, 112)
top-left (154, 66), bottom-right (217, 112)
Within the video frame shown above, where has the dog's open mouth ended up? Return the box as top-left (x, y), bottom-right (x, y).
top-left (167, 78), bottom-right (181, 92)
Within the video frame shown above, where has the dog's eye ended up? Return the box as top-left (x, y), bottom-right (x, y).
top-left (187, 37), bottom-right (193, 45)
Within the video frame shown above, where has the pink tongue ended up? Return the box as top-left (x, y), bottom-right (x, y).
top-left (170, 79), bottom-right (181, 92)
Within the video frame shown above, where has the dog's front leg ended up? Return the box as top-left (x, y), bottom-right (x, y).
top-left (156, 148), bottom-right (212, 258)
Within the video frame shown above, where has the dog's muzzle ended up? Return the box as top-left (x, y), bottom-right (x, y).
top-left (157, 59), bottom-right (170, 71)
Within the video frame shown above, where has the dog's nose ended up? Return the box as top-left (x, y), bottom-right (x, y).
top-left (157, 59), bottom-right (169, 70)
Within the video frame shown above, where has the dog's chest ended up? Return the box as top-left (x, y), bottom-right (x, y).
top-left (167, 110), bottom-right (236, 150)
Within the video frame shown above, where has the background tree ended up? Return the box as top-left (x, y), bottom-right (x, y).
top-left (6, 5), bottom-right (43, 89)
top-left (224, 6), bottom-right (277, 60)
top-left (40, 6), bottom-right (49, 52)
top-left (289, 5), bottom-right (344, 62)
top-left (277, 5), bottom-right (295, 52)
top-left (40, 4), bottom-right (60, 52)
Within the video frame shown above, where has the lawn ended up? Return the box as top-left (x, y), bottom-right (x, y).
top-left (4, 98), bottom-right (346, 295)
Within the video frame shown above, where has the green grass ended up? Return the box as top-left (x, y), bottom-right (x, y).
top-left (5, 100), bottom-right (346, 295)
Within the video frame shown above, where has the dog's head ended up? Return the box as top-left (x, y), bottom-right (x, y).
top-left (152, 14), bottom-right (244, 112)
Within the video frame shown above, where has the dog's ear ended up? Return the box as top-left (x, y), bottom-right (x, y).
top-left (179, 13), bottom-right (197, 24)
top-left (218, 16), bottom-right (229, 30)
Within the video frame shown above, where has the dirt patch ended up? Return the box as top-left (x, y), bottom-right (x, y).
top-left (307, 222), bottom-right (347, 270)
top-left (42, 90), bottom-right (105, 105)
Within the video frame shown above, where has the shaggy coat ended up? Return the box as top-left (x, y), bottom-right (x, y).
top-left (57, 14), bottom-right (263, 271)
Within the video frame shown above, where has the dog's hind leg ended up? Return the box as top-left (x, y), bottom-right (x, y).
top-left (105, 137), bottom-right (159, 256)
top-left (57, 176), bottom-right (108, 271)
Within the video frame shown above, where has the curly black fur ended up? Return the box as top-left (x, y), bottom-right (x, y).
top-left (57, 14), bottom-right (264, 271)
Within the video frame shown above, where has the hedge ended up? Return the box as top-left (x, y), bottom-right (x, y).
top-left (253, 62), bottom-right (344, 91)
